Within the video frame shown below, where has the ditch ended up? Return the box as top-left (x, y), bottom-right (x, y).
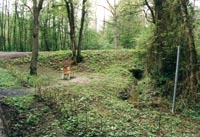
top-left (0, 105), bottom-right (8, 137)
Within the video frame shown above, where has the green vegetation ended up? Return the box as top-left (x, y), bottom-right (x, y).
top-left (2, 95), bottom-right (64, 137)
top-left (0, 50), bottom-right (199, 136)
top-left (0, 68), bottom-right (20, 89)
top-left (0, 0), bottom-right (200, 136)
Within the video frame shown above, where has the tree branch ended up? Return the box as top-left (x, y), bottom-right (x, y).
top-left (143, 9), bottom-right (154, 23)
top-left (144, 0), bottom-right (155, 24)
top-left (23, 3), bottom-right (33, 14)
top-left (97, 4), bottom-right (111, 13)
top-left (38, 0), bottom-right (44, 11)
top-left (106, 0), bottom-right (115, 15)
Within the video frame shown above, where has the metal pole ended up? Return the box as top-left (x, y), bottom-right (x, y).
top-left (172, 46), bottom-right (180, 113)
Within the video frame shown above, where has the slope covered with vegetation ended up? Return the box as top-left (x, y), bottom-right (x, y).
top-left (0, 50), bottom-right (199, 137)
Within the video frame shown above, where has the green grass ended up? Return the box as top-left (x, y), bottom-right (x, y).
top-left (0, 68), bottom-right (21, 89)
top-left (4, 95), bottom-right (35, 110)
top-left (0, 50), bottom-right (199, 137)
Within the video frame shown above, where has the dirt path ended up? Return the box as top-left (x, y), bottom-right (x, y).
top-left (0, 52), bottom-right (31, 59)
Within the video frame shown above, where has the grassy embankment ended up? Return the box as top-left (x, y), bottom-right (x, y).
top-left (0, 50), bottom-right (199, 137)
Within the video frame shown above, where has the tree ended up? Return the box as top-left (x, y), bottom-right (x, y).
top-left (103, 0), bottom-right (145, 49)
top-left (64, 0), bottom-right (77, 61)
top-left (179, 0), bottom-right (199, 104)
top-left (0, 0), bottom-right (70, 52)
top-left (117, 0), bottom-right (145, 49)
top-left (0, 0), bottom-right (6, 51)
top-left (77, 0), bottom-right (87, 62)
top-left (145, 0), bottom-right (199, 106)
top-left (82, 29), bottom-right (102, 50)
top-left (106, 0), bottom-right (120, 49)
top-left (64, 0), bottom-right (87, 63)
top-left (30, 0), bottom-right (44, 75)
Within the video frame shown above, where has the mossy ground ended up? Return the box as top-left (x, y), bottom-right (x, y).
top-left (0, 50), bottom-right (199, 136)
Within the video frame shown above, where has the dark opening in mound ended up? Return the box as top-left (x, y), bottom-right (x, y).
top-left (129, 69), bottom-right (143, 80)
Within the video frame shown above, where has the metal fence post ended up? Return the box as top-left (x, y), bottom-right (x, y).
top-left (172, 46), bottom-right (180, 113)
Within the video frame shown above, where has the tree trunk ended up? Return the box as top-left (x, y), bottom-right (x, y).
top-left (30, 0), bottom-right (44, 75)
top-left (64, 0), bottom-right (88, 63)
top-left (106, 0), bottom-right (120, 49)
top-left (146, 0), bottom-right (199, 106)
top-left (30, 11), bottom-right (39, 75)
top-left (64, 0), bottom-right (76, 61)
top-left (0, 0), bottom-right (5, 51)
top-left (77, 0), bottom-right (87, 62)
top-left (3, 0), bottom-right (7, 51)
top-left (52, 12), bottom-right (57, 51)
top-left (7, 4), bottom-right (11, 51)
top-left (114, 15), bottom-right (119, 49)
top-left (24, 14), bottom-right (28, 51)
top-left (16, 8), bottom-right (23, 51)
top-left (63, 20), bottom-right (68, 50)
top-left (179, 0), bottom-right (199, 104)
top-left (12, 0), bottom-right (17, 51)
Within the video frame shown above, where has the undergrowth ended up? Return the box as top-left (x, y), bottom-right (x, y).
top-left (1, 95), bottom-right (64, 137)
top-left (0, 68), bottom-right (20, 89)
top-left (1, 50), bottom-right (199, 136)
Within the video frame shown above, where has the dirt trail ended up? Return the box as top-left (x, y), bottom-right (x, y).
top-left (0, 52), bottom-right (31, 59)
